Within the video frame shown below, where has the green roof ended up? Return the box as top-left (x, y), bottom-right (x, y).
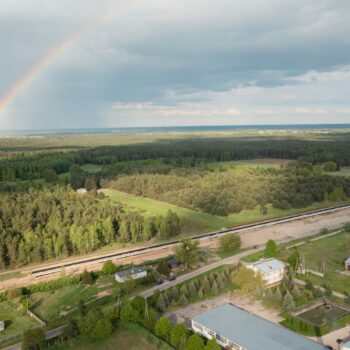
top-left (192, 304), bottom-right (328, 350)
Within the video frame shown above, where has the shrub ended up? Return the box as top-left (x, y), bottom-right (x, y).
top-left (102, 260), bottom-right (117, 274)
top-left (218, 234), bottom-right (241, 252)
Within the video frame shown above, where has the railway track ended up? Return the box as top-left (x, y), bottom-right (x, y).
top-left (31, 203), bottom-right (350, 278)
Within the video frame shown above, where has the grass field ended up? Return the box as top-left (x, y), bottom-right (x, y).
top-left (102, 188), bottom-right (342, 235)
top-left (81, 164), bottom-right (103, 173)
top-left (48, 323), bottom-right (171, 350)
top-left (290, 231), bottom-right (350, 294)
top-left (30, 275), bottom-right (116, 322)
top-left (0, 301), bottom-right (39, 341)
top-left (208, 158), bottom-right (290, 171)
top-left (324, 167), bottom-right (350, 177)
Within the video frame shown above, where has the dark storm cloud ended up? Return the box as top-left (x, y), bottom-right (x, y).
top-left (1, 0), bottom-right (350, 129)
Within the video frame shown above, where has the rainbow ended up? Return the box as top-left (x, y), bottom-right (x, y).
top-left (0, 0), bottom-right (141, 115)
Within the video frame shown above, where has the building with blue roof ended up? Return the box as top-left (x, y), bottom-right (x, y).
top-left (247, 258), bottom-right (285, 285)
top-left (192, 304), bottom-right (328, 350)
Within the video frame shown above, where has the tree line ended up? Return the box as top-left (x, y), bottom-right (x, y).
top-left (0, 187), bottom-right (181, 268)
top-left (105, 166), bottom-right (350, 216)
top-left (1, 136), bottom-right (350, 183)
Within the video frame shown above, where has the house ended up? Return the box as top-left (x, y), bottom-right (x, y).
top-left (345, 258), bottom-right (350, 271)
top-left (192, 304), bottom-right (328, 350)
top-left (247, 258), bottom-right (285, 286)
top-left (115, 267), bottom-right (147, 283)
top-left (76, 188), bottom-right (87, 194)
top-left (0, 321), bottom-right (4, 332)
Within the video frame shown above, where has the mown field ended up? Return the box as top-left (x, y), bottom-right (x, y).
top-left (48, 323), bottom-right (170, 350)
top-left (101, 188), bottom-right (340, 236)
top-left (292, 231), bottom-right (350, 294)
top-left (30, 275), bottom-right (117, 322)
top-left (207, 158), bottom-right (290, 170)
top-left (0, 301), bottom-right (38, 342)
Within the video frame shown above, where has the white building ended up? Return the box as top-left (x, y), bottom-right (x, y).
top-left (192, 304), bottom-right (328, 350)
top-left (115, 267), bottom-right (147, 283)
top-left (247, 258), bottom-right (285, 286)
top-left (76, 188), bottom-right (87, 194)
top-left (0, 321), bottom-right (4, 332)
top-left (343, 340), bottom-right (350, 350)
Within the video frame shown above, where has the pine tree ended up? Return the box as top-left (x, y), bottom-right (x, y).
top-left (180, 294), bottom-right (189, 306)
top-left (211, 281), bottom-right (219, 294)
top-left (274, 287), bottom-right (283, 302)
top-left (282, 292), bottom-right (295, 310)
top-left (291, 285), bottom-right (301, 300)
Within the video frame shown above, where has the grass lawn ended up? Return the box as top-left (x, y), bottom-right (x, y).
top-left (289, 231), bottom-right (350, 294)
top-left (102, 189), bottom-right (347, 236)
top-left (30, 276), bottom-right (117, 322)
top-left (0, 301), bottom-right (39, 341)
top-left (101, 188), bottom-right (233, 234)
top-left (48, 323), bottom-right (171, 350)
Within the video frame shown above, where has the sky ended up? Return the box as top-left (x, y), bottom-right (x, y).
top-left (0, 0), bottom-right (350, 130)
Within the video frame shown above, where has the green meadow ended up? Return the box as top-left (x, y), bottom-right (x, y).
top-left (101, 189), bottom-right (336, 236)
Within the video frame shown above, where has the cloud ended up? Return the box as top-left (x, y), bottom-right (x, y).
top-left (1, 0), bottom-right (350, 129)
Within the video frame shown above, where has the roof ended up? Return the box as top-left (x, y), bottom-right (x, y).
top-left (115, 267), bottom-right (146, 278)
top-left (345, 258), bottom-right (350, 264)
top-left (192, 304), bottom-right (327, 350)
top-left (344, 340), bottom-right (350, 347)
top-left (251, 258), bottom-right (285, 274)
top-left (167, 258), bottom-right (181, 266)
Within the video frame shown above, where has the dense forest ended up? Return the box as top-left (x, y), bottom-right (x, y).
top-left (105, 165), bottom-right (350, 216)
top-left (1, 137), bottom-right (350, 184)
top-left (0, 133), bottom-right (350, 267)
top-left (0, 188), bottom-right (181, 268)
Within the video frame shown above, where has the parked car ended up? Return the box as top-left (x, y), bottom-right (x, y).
top-left (156, 278), bottom-right (164, 285)
top-left (168, 275), bottom-right (176, 281)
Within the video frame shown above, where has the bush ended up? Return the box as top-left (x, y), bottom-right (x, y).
top-left (7, 288), bottom-right (22, 300)
top-left (218, 234), bottom-right (241, 252)
top-left (22, 328), bottom-right (45, 350)
top-left (102, 260), bottom-right (117, 274)
top-left (319, 227), bottom-right (329, 235)
top-left (264, 240), bottom-right (278, 258)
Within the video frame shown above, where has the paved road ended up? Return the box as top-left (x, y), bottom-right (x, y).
top-left (2, 326), bottom-right (66, 350)
top-left (140, 247), bottom-right (262, 298)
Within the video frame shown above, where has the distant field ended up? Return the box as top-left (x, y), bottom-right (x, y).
top-left (81, 164), bottom-right (103, 173)
top-left (324, 167), bottom-right (350, 177)
top-left (208, 158), bottom-right (290, 170)
top-left (0, 301), bottom-right (38, 342)
top-left (101, 188), bottom-right (233, 234)
top-left (101, 189), bottom-right (341, 236)
top-left (48, 323), bottom-right (169, 350)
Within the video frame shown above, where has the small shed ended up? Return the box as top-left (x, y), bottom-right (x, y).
top-left (345, 258), bottom-right (350, 271)
top-left (76, 188), bottom-right (87, 194)
top-left (0, 321), bottom-right (5, 332)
